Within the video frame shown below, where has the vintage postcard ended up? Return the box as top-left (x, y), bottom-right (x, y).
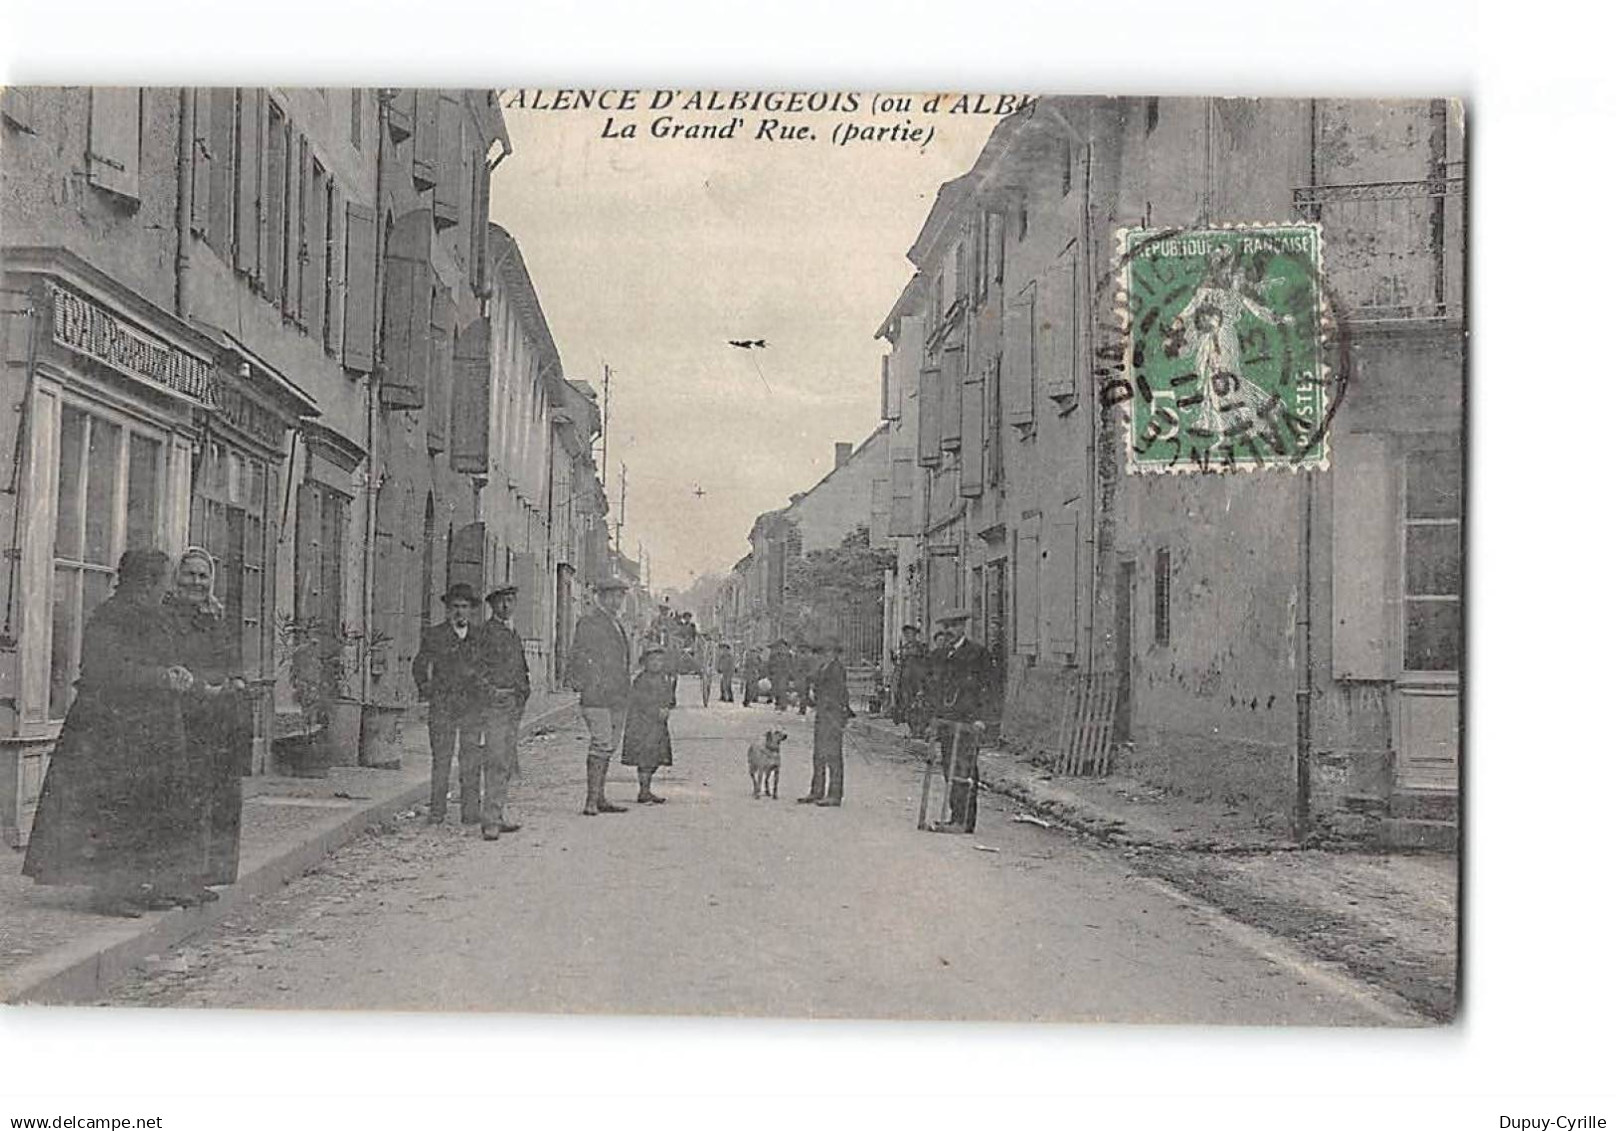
top-left (0, 89), bottom-right (1462, 1023)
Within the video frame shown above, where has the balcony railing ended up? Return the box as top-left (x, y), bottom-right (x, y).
top-left (1294, 175), bottom-right (1465, 324)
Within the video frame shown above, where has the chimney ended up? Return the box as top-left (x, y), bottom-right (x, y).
top-left (834, 442), bottom-right (853, 469)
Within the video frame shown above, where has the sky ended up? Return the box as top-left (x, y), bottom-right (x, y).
top-left (489, 92), bottom-right (1005, 592)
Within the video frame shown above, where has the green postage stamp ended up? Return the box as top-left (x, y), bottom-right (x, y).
top-left (1118, 223), bottom-right (1330, 474)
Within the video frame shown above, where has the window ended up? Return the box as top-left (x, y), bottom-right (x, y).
top-left (323, 178), bottom-right (341, 355)
top-left (193, 443), bottom-right (273, 677)
top-left (295, 480), bottom-right (351, 644)
top-left (87, 88), bottom-right (141, 200)
top-left (1153, 547), bottom-right (1171, 647)
top-left (49, 404), bottom-right (167, 718)
top-left (1402, 449), bottom-right (1461, 672)
top-left (264, 102), bottom-right (287, 304)
top-left (350, 89), bottom-right (363, 149)
top-left (986, 356), bottom-right (1003, 487)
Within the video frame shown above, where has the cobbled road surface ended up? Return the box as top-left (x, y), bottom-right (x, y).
top-left (99, 682), bottom-right (1417, 1024)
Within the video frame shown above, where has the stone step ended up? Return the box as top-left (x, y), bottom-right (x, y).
top-left (1389, 790), bottom-right (1458, 821)
top-left (1381, 817), bottom-right (1458, 852)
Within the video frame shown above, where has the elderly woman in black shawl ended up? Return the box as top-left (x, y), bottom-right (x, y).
top-left (23, 548), bottom-right (198, 917)
top-left (167, 546), bottom-right (252, 897)
top-left (621, 646), bottom-right (675, 804)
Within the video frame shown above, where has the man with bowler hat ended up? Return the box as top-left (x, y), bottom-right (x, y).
top-left (566, 575), bottom-right (633, 815)
top-left (477, 584), bottom-right (530, 840)
top-left (412, 582), bottom-right (490, 825)
top-left (799, 638), bottom-right (852, 807)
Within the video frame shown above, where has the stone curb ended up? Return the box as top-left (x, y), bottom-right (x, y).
top-left (1, 698), bottom-right (578, 1006)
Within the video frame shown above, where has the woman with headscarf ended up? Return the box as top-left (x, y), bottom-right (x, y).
top-left (621, 646), bottom-right (675, 804)
top-left (167, 546), bottom-right (252, 897)
top-left (23, 548), bottom-right (198, 917)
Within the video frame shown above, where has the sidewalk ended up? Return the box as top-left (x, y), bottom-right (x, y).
top-left (850, 715), bottom-right (1459, 1021)
top-left (0, 692), bottom-right (577, 1005)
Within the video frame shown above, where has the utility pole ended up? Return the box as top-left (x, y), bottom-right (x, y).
top-left (600, 362), bottom-right (610, 482)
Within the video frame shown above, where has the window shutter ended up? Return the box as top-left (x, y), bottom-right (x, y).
top-left (1014, 513), bottom-right (1041, 655)
top-left (283, 136), bottom-right (305, 321)
top-left (889, 456), bottom-right (918, 536)
top-left (294, 481), bottom-right (322, 625)
top-left (427, 288), bottom-right (452, 453)
top-left (988, 211), bottom-right (1006, 284)
top-left (960, 371), bottom-right (985, 498)
top-left (1046, 505), bottom-right (1077, 653)
top-left (471, 160), bottom-right (491, 294)
top-left (918, 367), bottom-right (942, 467)
top-left (512, 552), bottom-right (537, 637)
top-left (880, 354), bottom-right (900, 422)
top-left (235, 88), bottom-right (262, 278)
top-left (448, 521), bottom-right (486, 593)
top-left (209, 89), bottom-right (236, 249)
top-left (324, 191), bottom-right (344, 355)
top-left (304, 168), bottom-right (328, 347)
top-left (411, 90), bottom-right (438, 190)
top-left (451, 317), bottom-right (491, 473)
top-left (433, 94), bottom-right (461, 229)
top-left (1039, 250), bottom-right (1078, 402)
top-left (341, 203), bottom-right (377, 371)
top-left (941, 346), bottom-right (964, 451)
top-left (87, 88), bottom-right (141, 200)
top-left (1005, 297), bottom-right (1034, 427)
top-left (263, 107), bottom-right (286, 304)
top-left (190, 89), bottom-right (213, 237)
top-left (380, 211), bottom-right (433, 408)
top-left (1331, 432), bottom-right (1396, 679)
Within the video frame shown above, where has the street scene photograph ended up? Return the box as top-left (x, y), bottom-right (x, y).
top-left (0, 86), bottom-right (1463, 1025)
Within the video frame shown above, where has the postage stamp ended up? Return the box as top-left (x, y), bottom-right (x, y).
top-left (1117, 223), bottom-right (1330, 474)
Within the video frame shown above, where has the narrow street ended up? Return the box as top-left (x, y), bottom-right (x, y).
top-left (100, 681), bottom-right (1412, 1024)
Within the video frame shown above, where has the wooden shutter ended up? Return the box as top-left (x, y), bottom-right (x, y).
top-left (1005, 297), bottom-right (1034, 427)
top-left (294, 481), bottom-right (322, 625)
top-left (1331, 432), bottom-right (1396, 679)
top-left (1046, 505), bottom-right (1077, 653)
top-left (880, 354), bottom-right (900, 421)
top-left (380, 211), bottom-right (433, 408)
top-left (988, 211), bottom-right (1006, 285)
top-left (235, 87), bottom-right (262, 278)
top-left (433, 94), bottom-right (461, 229)
top-left (342, 203), bottom-right (377, 371)
top-left (889, 456), bottom-right (918, 536)
top-left (324, 190), bottom-right (344, 355)
top-left (304, 166), bottom-right (328, 347)
top-left (190, 89), bottom-right (213, 237)
top-left (283, 136), bottom-right (305, 321)
top-left (1014, 513), bottom-right (1041, 655)
top-left (451, 316), bottom-right (490, 473)
top-left (960, 371), bottom-right (985, 498)
top-left (918, 367), bottom-right (942, 467)
top-left (427, 287), bottom-right (452, 453)
top-left (88, 88), bottom-right (141, 199)
top-left (449, 521), bottom-right (486, 593)
top-left (1039, 251), bottom-right (1078, 401)
top-left (941, 346), bottom-right (964, 451)
top-left (512, 552), bottom-right (538, 637)
top-left (209, 90), bottom-right (236, 249)
top-left (411, 90), bottom-right (438, 189)
top-left (263, 106), bottom-right (286, 304)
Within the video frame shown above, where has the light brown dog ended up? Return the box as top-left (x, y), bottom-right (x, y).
top-left (747, 729), bottom-right (788, 799)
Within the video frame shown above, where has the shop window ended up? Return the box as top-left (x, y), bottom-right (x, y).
top-left (193, 442), bottom-right (274, 678)
top-left (49, 405), bottom-right (167, 718)
top-left (1153, 548), bottom-right (1171, 647)
top-left (1403, 449), bottom-right (1461, 672)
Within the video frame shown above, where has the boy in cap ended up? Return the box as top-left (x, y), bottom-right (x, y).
top-left (477, 584), bottom-right (530, 840)
top-left (412, 582), bottom-right (490, 825)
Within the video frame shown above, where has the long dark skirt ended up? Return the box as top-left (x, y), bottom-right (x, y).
top-left (23, 689), bottom-right (196, 892)
top-left (620, 672), bottom-right (674, 772)
top-left (183, 695), bottom-right (253, 885)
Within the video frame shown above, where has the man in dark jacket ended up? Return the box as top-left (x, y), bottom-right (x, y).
top-left (800, 640), bottom-right (852, 806)
top-left (767, 639), bottom-right (792, 711)
top-left (716, 642), bottom-right (736, 702)
top-left (412, 583), bottom-right (489, 825)
top-left (565, 576), bottom-right (633, 815)
top-left (932, 611), bottom-right (994, 832)
top-left (477, 585), bottom-right (531, 840)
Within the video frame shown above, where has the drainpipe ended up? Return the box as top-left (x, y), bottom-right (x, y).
top-left (175, 89), bottom-right (195, 318)
top-left (358, 90), bottom-right (388, 753)
top-left (1294, 100), bottom-right (1321, 842)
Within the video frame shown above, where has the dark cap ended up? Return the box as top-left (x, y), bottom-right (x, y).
top-left (442, 582), bottom-right (481, 605)
top-left (485, 584), bottom-right (518, 603)
top-left (595, 575), bottom-right (632, 592)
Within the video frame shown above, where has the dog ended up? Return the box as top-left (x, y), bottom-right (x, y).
top-left (748, 729), bottom-right (788, 799)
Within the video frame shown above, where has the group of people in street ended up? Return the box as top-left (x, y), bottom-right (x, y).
top-left (24, 547), bottom-right (253, 917)
top-left (890, 612), bottom-right (996, 832)
top-left (410, 581), bottom-right (532, 841)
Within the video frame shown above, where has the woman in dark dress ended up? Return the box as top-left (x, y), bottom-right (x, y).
top-left (23, 549), bottom-right (198, 917)
top-left (168, 546), bottom-right (252, 897)
top-left (621, 647), bottom-right (675, 804)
